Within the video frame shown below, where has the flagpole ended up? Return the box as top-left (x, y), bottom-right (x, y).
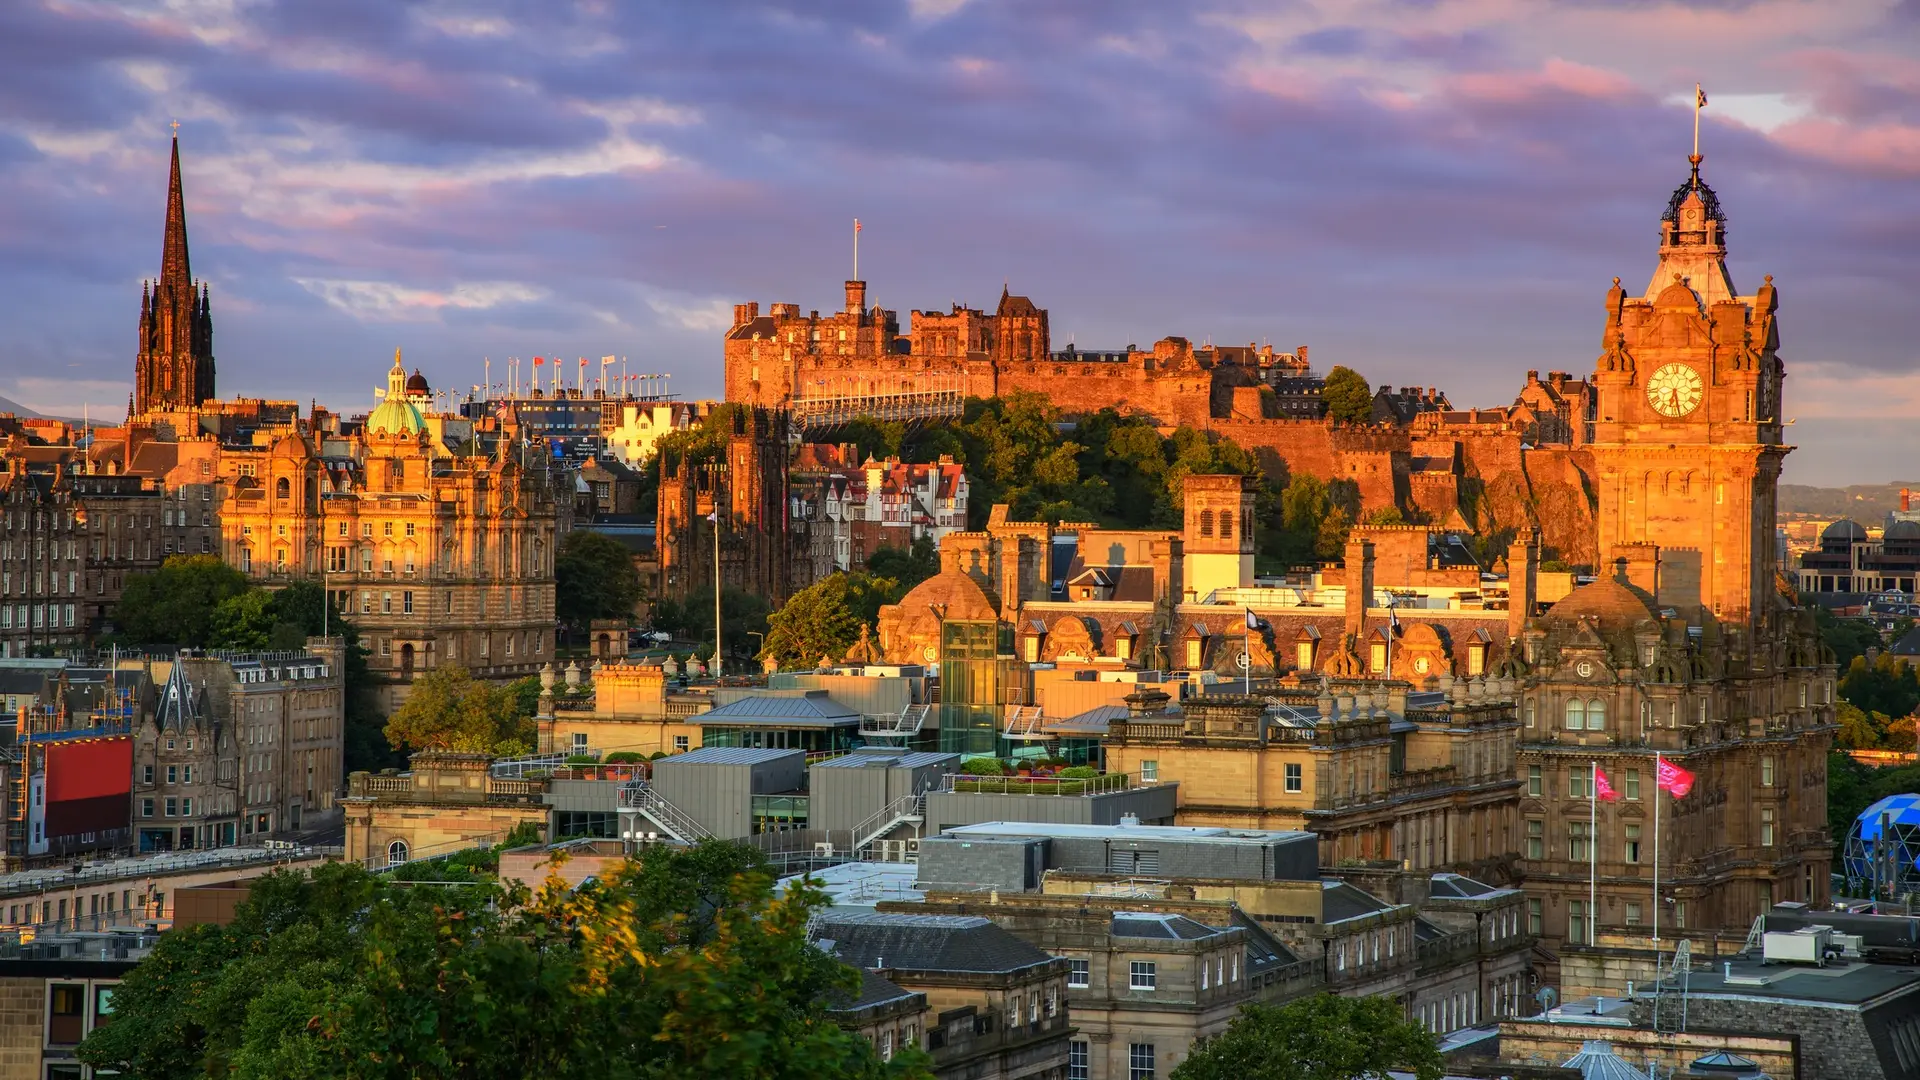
top-left (1693, 83), bottom-right (1702, 161)
top-left (853, 218), bottom-right (860, 281)
top-left (1653, 751), bottom-right (1662, 949)
top-left (1590, 759), bottom-right (1598, 947)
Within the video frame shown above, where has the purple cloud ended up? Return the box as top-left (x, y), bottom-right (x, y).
top-left (0, 0), bottom-right (1912, 487)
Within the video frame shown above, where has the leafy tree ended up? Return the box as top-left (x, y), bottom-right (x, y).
top-left (383, 664), bottom-right (534, 756)
top-left (1321, 366), bottom-right (1373, 425)
top-left (555, 529), bottom-right (644, 632)
top-left (113, 555), bottom-right (252, 647)
top-left (762, 575), bottom-right (870, 668)
top-left (1836, 701), bottom-right (1886, 750)
top-left (1364, 506), bottom-right (1407, 527)
top-left (78, 844), bottom-right (922, 1080)
top-left (1170, 995), bottom-right (1443, 1080)
top-left (657, 586), bottom-right (773, 669)
top-left (1840, 653), bottom-right (1920, 721)
top-left (1817, 607), bottom-right (1883, 672)
top-left (865, 536), bottom-right (939, 592)
top-left (837, 415), bottom-right (906, 462)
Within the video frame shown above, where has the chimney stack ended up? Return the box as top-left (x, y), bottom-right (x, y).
top-left (845, 280), bottom-right (867, 317)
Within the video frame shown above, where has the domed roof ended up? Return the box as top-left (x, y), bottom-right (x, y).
top-left (368, 348), bottom-right (425, 436)
top-left (1823, 519), bottom-right (1869, 542)
top-left (1663, 170), bottom-right (1726, 234)
top-left (1854, 794), bottom-right (1920, 838)
top-left (1545, 577), bottom-right (1658, 631)
top-left (1888, 520), bottom-right (1920, 541)
top-left (404, 368), bottom-right (430, 396)
top-left (895, 567), bottom-right (997, 622)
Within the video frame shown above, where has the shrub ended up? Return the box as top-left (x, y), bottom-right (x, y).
top-left (564, 754), bottom-right (598, 765)
top-left (604, 751), bottom-right (646, 764)
top-left (1059, 766), bottom-right (1099, 779)
top-left (960, 757), bottom-right (1006, 776)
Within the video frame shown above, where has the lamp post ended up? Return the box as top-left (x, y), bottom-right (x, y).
top-left (711, 505), bottom-right (722, 678)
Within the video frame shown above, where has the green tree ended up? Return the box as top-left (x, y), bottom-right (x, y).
top-left (838, 415), bottom-right (906, 462)
top-left (865, 536), bottom-right (939, 592)
top-left (383, 664), bottom-right (534, 756)
top-left (1321, 366), bottom-right (1373, 425)
top-left (762, 575), bottom-right (870, 668)
top-left (113, 555), bottom-right (252, 647)
top-left (1840, 653), bottom-right (1920, 720)
top-left (1171, 995), bottom-right (1443, 1080)
top-left (555, 529), bottom-right (644, 632)
top-left (79, 845), bottom-right (923, 1080)
top-left (1817, 607), bottom-right (1883, 672)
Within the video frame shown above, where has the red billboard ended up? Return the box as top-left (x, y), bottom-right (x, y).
top-left (44, 738), bottom-right (133, 838)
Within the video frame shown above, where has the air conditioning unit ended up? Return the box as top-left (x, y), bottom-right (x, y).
top-left (814, 841), bottom-right (836, 857)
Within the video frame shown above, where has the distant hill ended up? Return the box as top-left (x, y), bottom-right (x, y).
top-left (0, 395), bottom-right (94, 427)
top-left (1779, 483), bottom-right (1920, 521)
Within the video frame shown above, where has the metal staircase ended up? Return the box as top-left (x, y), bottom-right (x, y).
top-left (860, 703), bottom-right (931, 740)
top-left (1003, 704), bottom-right (1047, 740)
top-left (618, 780), bottom-right (714, 846)
top-left (852, 793), bottom-right (926, 858)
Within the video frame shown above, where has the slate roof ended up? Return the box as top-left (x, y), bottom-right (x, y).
top-left (827, 968), bottom-right (925, 1013)
top-left (1320, 880), bottom-right (1395, 924)
top-left (655, 746), bottom-right (804, 767)
top-left (1428, 872), bottom-right (1506, 900)
top-left (814, 750), bottom-right (957, 770)
top-left (814, 912), bottom-right (1057, 974)
top-left (695, 689), bottom-right (861, 728)
top-left (1111, 912), bottom-right (1221, 940)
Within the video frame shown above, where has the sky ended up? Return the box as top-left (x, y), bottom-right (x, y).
top-left (1, 0), bottom-right (1916, 486)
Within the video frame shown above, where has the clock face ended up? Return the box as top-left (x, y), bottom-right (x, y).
top-left (1576, 660), bottom-right (1594, 679)
top-left (1646, 363), bottom-right (1703, 418)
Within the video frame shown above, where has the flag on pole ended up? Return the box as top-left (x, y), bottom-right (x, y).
top-left (1696, 85), bottom-right (1708, 108)
top-left (1245, 608), bottom-right (1265, 631)
top-left (854, 218), bottom-right (862, 233)
top-left (534, 356), bottom-right (544, 366)
top-left (1595, 766), bottom-right (1623, 802)
top-left (1657, 759), bottom-right (1695, 798)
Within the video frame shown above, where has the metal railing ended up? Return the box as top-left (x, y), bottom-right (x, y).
top-left (1003, 705), bottom-right (1047, 740)
top-left (492, 750), bottom-right (597, 778)
top-left (860, 703), bottom-right (930, 739)
top-left (853, 794), bottom-right (926, 856)
top-left (941, 772), bottom-right (1136, 797)
top-left (618, 781), bottom-right (713, 845)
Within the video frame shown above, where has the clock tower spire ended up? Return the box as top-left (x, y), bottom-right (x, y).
top-left (1588, 148), bottom-right (1786, 627)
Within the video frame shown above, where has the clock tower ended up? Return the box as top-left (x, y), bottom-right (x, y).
top-left (1588, 153), bottom-right (1787, 626)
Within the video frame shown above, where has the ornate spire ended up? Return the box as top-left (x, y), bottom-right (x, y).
top-left (160, 132), bottom-right (191, 295)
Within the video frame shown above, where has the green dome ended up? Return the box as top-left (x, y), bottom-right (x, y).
top-left (368, 348), bottom-right (425, 436)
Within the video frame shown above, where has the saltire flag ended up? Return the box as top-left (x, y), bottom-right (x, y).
top-left (1244, 608), bottom-right (1266, 630)
top-left (1657, 758), bottom-right (1695, 798)
top-left (1696, 85), bottom-right (1708, 108)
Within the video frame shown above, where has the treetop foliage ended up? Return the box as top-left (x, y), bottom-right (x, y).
top-left (383, 663), bottom-right (536, 756)
top-left (78, 843), bottom-right (926, 1080)
top-left (555, 529), bottom-right (644, 631)
top-left (1321, 366), bottom-right (1373, 426)
top-left (1170, 994), bottom-right (1442, 1080)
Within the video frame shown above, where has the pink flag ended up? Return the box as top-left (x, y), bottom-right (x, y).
top-left (1657, 759), bottom-right (1695, 798)
top-left (1594, 767), bottom-right (1623, 802)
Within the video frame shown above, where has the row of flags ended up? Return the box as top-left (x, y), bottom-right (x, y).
top-left (1595, 757), bottom-right (1694, 801)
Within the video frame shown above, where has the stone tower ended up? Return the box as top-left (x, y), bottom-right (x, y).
top-left (1587, 152), bottom-right (1785, 626)
top-left (1182, 474), bottom-right (1255, 601)
top-left (135, 133), bottom-right (215, 416)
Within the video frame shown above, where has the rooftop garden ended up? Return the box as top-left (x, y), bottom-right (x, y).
top-left (949, 757), bottom-right (1133, 796)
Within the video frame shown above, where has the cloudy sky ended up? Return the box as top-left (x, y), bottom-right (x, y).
top-left (2, 0), bottom-right (1915, 485)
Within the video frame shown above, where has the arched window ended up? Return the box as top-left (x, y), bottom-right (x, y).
top-left (1564, 699), bottom-right (1586, 730)
top-left (387, 839), bottom-right (409, 866)
top-left (1586, 699), bottom-right (1607, 731)
top-left (1199, 510), bottom-right (1215, 538)
top-left (275, 476), bottom-right (290, 500)
top-left (1220, 512), bottom-right (1233, 541)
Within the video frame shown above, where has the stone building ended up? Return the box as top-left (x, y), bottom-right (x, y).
top-left (655, 404), bottom-right (809, 609)
top-left (813, 910), bottom-right (1073, 1080)
top-left (342, 752), bottom-right (550, 867)
top-left (132, 643), bottom-right (346, 852)
top-left (1797, 518), bottom-right (1920, 599)
top-left (208, 354), bottom-right (565, 709)
top-left (1512, 150), bottom-right (1835, 954)
top-left (789, 446), bottom-right (968, 578)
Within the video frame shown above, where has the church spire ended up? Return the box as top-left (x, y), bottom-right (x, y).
top-left (160, 128), bottom-right (191, 294)
top-left (134, 127), bottom-right (215, 417)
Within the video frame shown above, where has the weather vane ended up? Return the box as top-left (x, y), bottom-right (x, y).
top-left (170, 119), bottom-right (180, 137)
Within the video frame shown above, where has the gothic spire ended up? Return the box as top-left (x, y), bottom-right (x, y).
top-left (160, 132), bottom-right (191, 294)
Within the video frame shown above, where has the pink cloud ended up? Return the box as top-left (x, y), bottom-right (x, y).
top-left (1448, 59), bottom-right (1637, 106)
